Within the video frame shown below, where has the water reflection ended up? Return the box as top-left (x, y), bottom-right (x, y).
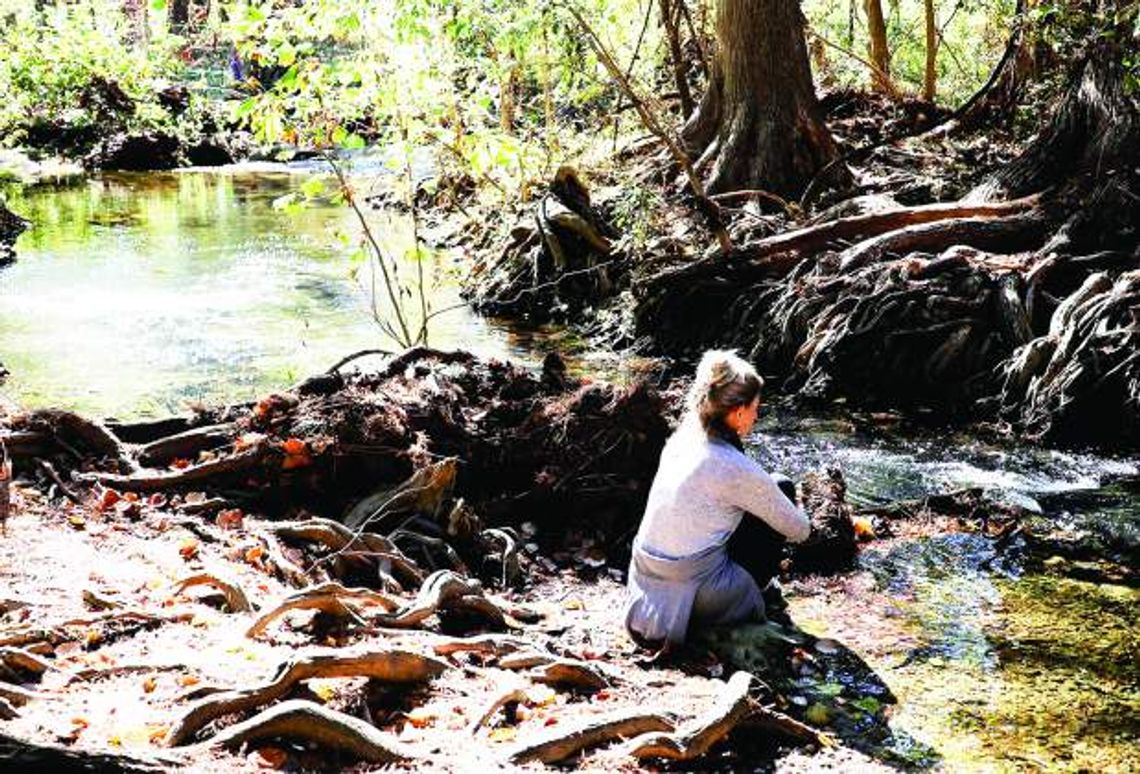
top-left (0, 169), bottom-right (516, 418)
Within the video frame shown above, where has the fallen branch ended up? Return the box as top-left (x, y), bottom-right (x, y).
top-left (507, 711), bottom-right (674, 764)
top-left (0, 647), bottom-right (53, 679)
top-left (165, 648), bottom-right (448, 746)
top-left (622, 671), bottom-right (754, 760)
top-left (172, 574), bottom-right (253, 614)
top-left (245, 582), bottom-right (399, 640)
top-left (201, 699), bottom-right (416, 764)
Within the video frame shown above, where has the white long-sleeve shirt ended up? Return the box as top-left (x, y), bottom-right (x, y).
top-left (634, 417), bottom-right (811, 559)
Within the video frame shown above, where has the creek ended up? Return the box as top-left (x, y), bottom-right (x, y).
top-left (1, 167), bottom-right (1136, 771)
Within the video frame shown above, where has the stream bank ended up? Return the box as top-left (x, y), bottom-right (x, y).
top-left (1, 349), bottom-right (1136, 771)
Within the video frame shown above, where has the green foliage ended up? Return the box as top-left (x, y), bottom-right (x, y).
top-left (0, 1), bottom-right (192, 147)
top-left (804, 0), bottom-right (1018, 105)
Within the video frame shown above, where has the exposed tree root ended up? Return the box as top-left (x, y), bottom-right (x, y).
top-left (742, 702), bottom-right (829, 746)
top-left (136, 424), bottom-right (234, 467)
top-left (268, 518), bottom-right (425, 587)
top-left (172, 573), bottom-right (253, 614)
top-left (245, 582), bottom-right (399, 640)
top-left (201, 699), bottom-right (416, 764)
top-left (431, 633), bottom-right (531, 659)
top-left (644, 196), bottom-right (1040, 288)
top-left (74, 445), bottom-right (268, 492)
top-left (0, 647), bottom-right (53, 680)
top-left (165, 648), bottom-right (448, 746)
top-left (0, 680), bottom-right (38, 706)
top-left (469, 686), bottom-right (527, 735)
top-left (507, 711), bottom-right (675, 764)
top-left (0, 697), bottom-right (18, 720)
top-left (527, 659), bottom-right (609, 691)
top-left (622, 671), bottom-right (754, 760)
top-left (0, 731), bottom-right (180, 771)
top-left (371, 570), bottom-right (506, 630)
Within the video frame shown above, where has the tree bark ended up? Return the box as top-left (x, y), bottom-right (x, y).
top-left (168, 0), bottom-right (189, 34)
top-left (923, 0), bottom-right (937, 102)
top-left (681, 0), bottom-right (845, 198)
top-left (865, 0), bottom-right (893, 94)
top-left (660, 0), bottom-right (695, 117)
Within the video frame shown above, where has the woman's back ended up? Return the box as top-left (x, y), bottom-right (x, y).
top-left (635, 418), bottom-right (809, 559)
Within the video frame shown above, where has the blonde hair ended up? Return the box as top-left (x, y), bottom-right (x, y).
top-left (687, 350), bottom-right (764, 439)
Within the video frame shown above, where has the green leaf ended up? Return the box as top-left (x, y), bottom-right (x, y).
top-left (300, 177), bottom-right (326, 199)
top-left (342, 133), bottom-right (366, 150)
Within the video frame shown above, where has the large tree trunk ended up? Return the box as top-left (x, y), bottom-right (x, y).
top-left (865, 0), bottom-right (893, 94)
top-left (681, 0), bottom-right (845, 198)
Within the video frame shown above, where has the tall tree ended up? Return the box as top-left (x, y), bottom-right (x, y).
top-left (681, 0), bottom-right (845, 197)
top-left (865, 0), bottom-right (893, 93)
top-left (923, 0), bottom-right (937, 101)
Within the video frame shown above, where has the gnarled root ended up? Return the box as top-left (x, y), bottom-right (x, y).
top-left (172, 574), bottom-right (253, 614)
top-left (372, 570), bottom-right (506, 630)
top-left (507, 711), bottom-right (675, 764)
top-left (622, 670), bottom-right (754, 760)
top-left (432, 634), bottom-right (531, 659)
top-left (0, 647), bottom-right (53, 681)
top-left (0, 681), bottom-right (38, 707)
top-left (74, 446), bottom-right (268, 492)
top-left (201, 699), bottom-right (416, 764)
top-left (245, 582), bottom-right (399, 640)
top-left (268, 518), bottom-right (425, 588)
top-left (165, 648), bottom-right (448, 746)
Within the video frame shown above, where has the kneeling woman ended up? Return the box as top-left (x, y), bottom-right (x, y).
top-left (625, 350), bottom-right (810, 647)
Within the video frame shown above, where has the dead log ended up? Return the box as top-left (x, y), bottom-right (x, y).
top-left (622, 672), bottom-right (755, 761)
top-left (0, 681), bottom-right (38, 707)
top-left (165, 648), bottom-right (448, 746)
top-left (507, 712), bottom-right (675, 765)
top-left (201, 699), bottom-right (416, 763)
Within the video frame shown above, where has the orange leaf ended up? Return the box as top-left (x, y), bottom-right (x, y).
top-left (245, 545), bottom-right (266, 567)
top-left (281, 452), bottom-right (312, 470)
top-left (252, 746), bottom-right (288, 769)
top-left (98, 489), bottom-right (122, 511)
top-left (142, 676), bottom-right (157, 693)
top-left (281, 438), bottom-right (306, 456)
top-left (177, 674), bottom-right (200, 687)
top-left (215, 509), bottom-right (244, 530)
top-left (852, 516), bottom-right (876, 540)
top-left (171, 458), bottom-right (192, 470)
top-left (179, 538), bottom-right (200, 560)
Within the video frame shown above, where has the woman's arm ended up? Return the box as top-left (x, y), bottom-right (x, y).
top-left (723, 455), bottom-right (811, 543)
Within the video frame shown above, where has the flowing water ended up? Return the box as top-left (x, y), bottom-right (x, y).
top-left (2, 169), bottom-right (1137, 771)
